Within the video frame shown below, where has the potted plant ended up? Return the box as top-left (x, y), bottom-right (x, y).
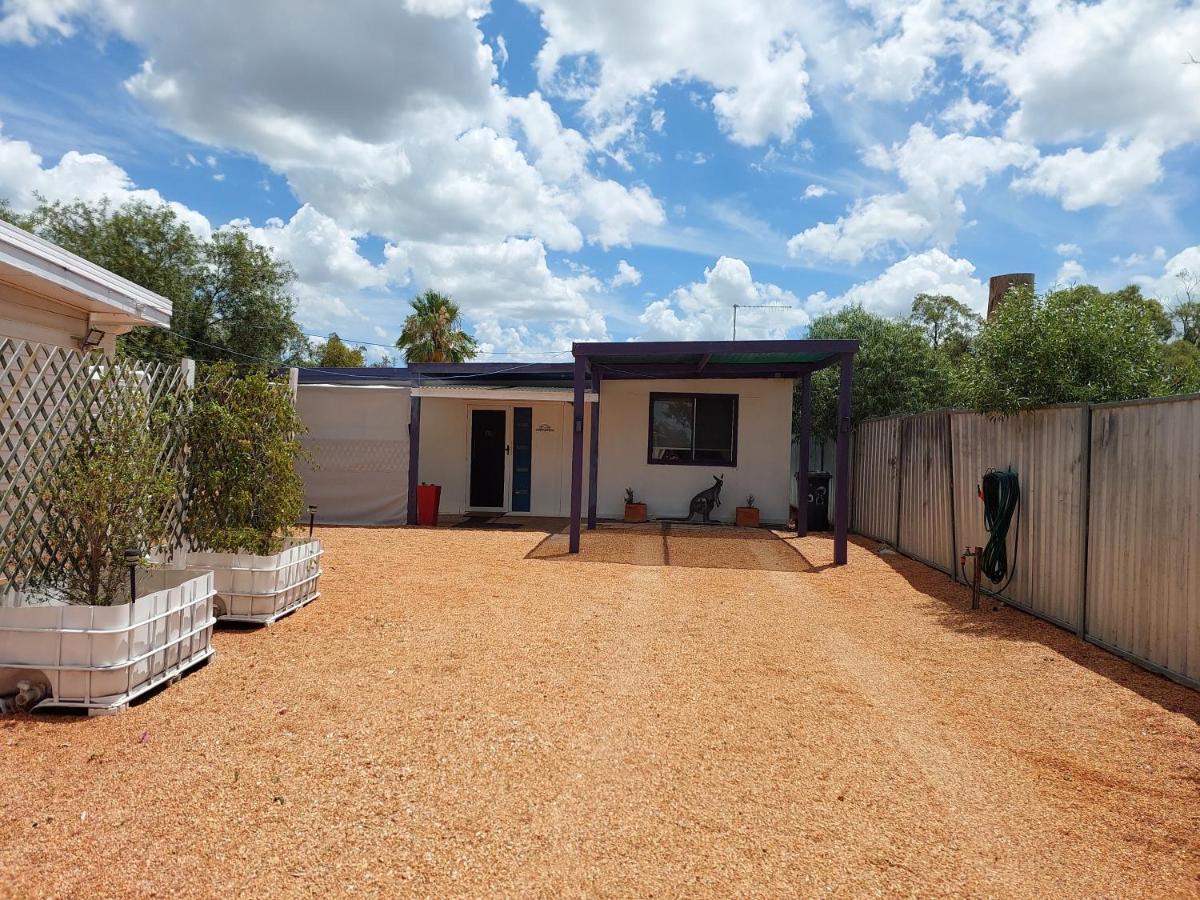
top-left (736, 495), bottom-right (760, 528)
top-left (624, 487), bottom-right (648, 523)
top-left (0, 376), bottom-right (215, 715)
top-left (180, 365), bottom-right (322, 625)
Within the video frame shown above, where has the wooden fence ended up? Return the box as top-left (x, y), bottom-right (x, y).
top-left (852, 396), bottom-right (1200, 689)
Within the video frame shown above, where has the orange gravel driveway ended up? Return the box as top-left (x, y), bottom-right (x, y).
top-left (2, 524), bottom-right (1198, 898)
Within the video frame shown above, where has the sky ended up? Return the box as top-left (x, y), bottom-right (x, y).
top-left (0, 0), bottom-right (1198, 361)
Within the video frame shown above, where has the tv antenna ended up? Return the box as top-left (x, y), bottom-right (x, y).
top-left (732, 303), bottom-right (793, 340)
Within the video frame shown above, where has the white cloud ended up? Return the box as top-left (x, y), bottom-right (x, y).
top-left (649, 108), bottom-right (665, 133)
top-left (525, 0), bottom-right (839, 146)
top-left (805, 248), bottom-right (987, 319)
top-left (0, 0), bottom-right (87, 44)
top-left (940, 94), bottom-right (992, 132)
top-left (802, 184), bottom-right (829, 199)
top-left (637, 256), bottom-right (806, 341)
top-left (842, 0), bottom-right (957, 102)
top-left (494, 34), bottom-right (508, 68)
top-left (0, 124), bottom-right (213, 239)
top-left (1012, 138), bottom-right (1164, 210)
top-left (1134, 245), bottom-right (1200, 304)
top-left (610, 259), bottom-right (642, 287)
top-left (788, 124), bottom-right (1035, 263)
top-left (1055, 242), bottom-right (1082, 257)
top-left (1055, 259), bottom-right (1087, 284)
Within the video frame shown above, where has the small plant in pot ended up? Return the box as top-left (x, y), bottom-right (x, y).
top-left (0, 373), bottom-right (215, 713)
top-left (624, 487), bottom-right (648, 524)
top-left (736, 494), bottom-right (760, 528)
top-left (181, 364), bottom-right (323, 624)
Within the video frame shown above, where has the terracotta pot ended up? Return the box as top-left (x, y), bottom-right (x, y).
top-left (735, 506), bottom-right (760, 527)
top-left (624, 502), bottom-right (648, 523)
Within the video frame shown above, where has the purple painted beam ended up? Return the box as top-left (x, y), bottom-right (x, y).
top-left (796, 373), bottom-right (812, 538)
top-left (833, 353), bottom-right (854, 565)
top-left (568, 356), bottom-right (586, 553)
top-left (406, 394), bottom-right (422, 526)
top-left (574, 339), bottom-right (860, 358)
top-left (591, 363), bottom-right (829, 380)
top-left (587, 369), bottom-right (601, 529)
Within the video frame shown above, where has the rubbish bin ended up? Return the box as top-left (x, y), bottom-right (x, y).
top-left (806, 471), bottom-right (832, 532)
top-left (415, 483), bottom-right (442, 527)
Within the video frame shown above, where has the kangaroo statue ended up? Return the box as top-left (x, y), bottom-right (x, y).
top-left (685, 475), bottom-right (724, 523)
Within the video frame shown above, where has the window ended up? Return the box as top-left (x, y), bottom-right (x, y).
top-left (648, 392), bottom-right (738, 466)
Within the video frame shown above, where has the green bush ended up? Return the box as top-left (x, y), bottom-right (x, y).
top-left (37, 380), bottom-right (181, 606)
top-left (184, 364), bottom-right (307, 555)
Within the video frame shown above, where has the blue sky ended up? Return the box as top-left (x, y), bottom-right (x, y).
top-left (1, 0), bottom-right (1198, 360)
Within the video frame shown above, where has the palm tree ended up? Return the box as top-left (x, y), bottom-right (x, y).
top-left (394, 290), bottom-right (479, 363)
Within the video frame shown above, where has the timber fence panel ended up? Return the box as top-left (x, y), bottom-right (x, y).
top-left (1086, 396), bottom-right (1200, 688)
top-left (950, 407), bottom-right (1087, 631)
top-left (896, 411), bottom-right (956, 574)
top-left (851, 417), bottom-right (900, 545)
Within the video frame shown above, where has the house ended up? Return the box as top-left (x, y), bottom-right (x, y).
top-left (0, 219), bottom-right (172, 352)
top-left (296, 339), bottom-right (858, 563)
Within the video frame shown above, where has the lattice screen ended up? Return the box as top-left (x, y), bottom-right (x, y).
top-left (0, 338), bottom-right (189, 590)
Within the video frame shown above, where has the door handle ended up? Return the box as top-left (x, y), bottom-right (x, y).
top-left (506, 444), bottom-right (511, 455)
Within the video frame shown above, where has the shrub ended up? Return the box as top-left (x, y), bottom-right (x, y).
top-left (37, 377), bottom-right (181, 605)
top-left (184, 364), bottom-right (307, 555)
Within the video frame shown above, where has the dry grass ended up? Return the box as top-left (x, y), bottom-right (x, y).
top-left (2, 524), bottom-right (1199, 898)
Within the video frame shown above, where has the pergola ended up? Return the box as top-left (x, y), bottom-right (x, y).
top-left (568, 339), bottom-right (859, 565)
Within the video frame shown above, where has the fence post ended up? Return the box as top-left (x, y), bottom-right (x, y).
top-left (174, 358), bottom-right (196, 569)
top-left (288, 366), bottom-right (299, 402)
top-left (945, 410), bottom-right (958, 582)
top-left (1077, 404), bottom-right (1092, 638)
top-left (894, 417), bottom-right (907, 549)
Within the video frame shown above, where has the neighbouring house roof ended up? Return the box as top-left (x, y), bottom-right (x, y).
top-left (0, 219), bottom-right (172, 329)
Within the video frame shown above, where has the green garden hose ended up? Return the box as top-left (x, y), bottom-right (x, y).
top-left (980, 468), bottom-right (1020, 590)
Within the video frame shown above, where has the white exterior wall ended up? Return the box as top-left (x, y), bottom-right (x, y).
top-left (419, 397), bottom-right (591, 517)
top-left (0, 286), bottom-right (118, 353)
top-left (596, 378), bottom-right (795, 524)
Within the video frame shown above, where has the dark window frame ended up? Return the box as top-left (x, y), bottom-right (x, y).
top-left (646, 391), bottom-right (739, 467)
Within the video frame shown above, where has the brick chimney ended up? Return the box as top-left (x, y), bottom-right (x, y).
top-left (987, 273), bottom-right (1034, 319)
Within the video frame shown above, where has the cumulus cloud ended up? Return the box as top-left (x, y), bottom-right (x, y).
top-left (804, 249), bottom-right (987, 319)
top-left (788, 124), bottom-right (1035, 263)
top-left (1012, 138), bottom-right (1164, 210)
top-left (1055, 259), bottom-right (1087, 284)
top-left (802, 184), bottom-right (830, 199)
top-left (1055, 242), bottom-right (1082, 257)
top-left (637, 256), bottom-right (805, 341)
top-left (0, 0), bottom-right (87, 44)
top-left (0, 124), bottom-right (212, 238)
top-left (610, 259), bottom-right (642, 287)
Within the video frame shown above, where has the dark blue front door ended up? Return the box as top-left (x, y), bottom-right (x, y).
top-left (511, 407), bottom-right (532, 512)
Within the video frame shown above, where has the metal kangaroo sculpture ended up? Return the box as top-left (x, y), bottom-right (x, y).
top-left (684, 474), bottom-right (724, 523)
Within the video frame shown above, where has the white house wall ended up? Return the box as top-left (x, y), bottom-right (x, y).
top-left (596, 378), bottom-right (795, 524)
top-left (418, 397), bottom-right (590, 517)
top-left (0, 286), bottom-right (117, 354)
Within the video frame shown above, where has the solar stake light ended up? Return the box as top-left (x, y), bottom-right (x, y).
top-left (308, 505), bottom-right (317, 538)
top-left (124, 547), bottom-right (144, 603)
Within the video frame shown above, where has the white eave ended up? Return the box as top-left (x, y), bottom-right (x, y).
top-left (0, 219), bottom-right (172, 328)
top-left (413, 385), bottom-right (598, 403)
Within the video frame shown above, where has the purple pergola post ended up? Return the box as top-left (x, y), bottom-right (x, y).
top-left (587, 369), bottom-right (601, 530)
top-left (569, 355), bottom-right (586, 552)
top-left (406, 394), bottom-right (422, 526)
top-left (833, 353), bottom-right (854, 565)
top-left (796, 373), bottom-right (812, 537)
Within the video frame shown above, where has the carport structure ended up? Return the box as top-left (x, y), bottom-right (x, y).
top-left (568, 339), bottom-right (859, 564)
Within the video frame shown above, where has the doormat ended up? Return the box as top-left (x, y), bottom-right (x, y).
top-left (453, 516), bottom-right (523, 530)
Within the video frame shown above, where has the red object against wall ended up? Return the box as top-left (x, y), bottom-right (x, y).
top-left (415, 483), bottom-right (442, 527)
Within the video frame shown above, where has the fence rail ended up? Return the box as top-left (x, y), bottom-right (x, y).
top-left (853, 395), bottom-right (1200, 689)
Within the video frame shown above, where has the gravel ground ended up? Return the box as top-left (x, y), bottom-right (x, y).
top-left (2, 524), bottom-right (1199, 898)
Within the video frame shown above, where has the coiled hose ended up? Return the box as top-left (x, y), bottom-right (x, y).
top-left (980, 468), bottom-right (1020, 590)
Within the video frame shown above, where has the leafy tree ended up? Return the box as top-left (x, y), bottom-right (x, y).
top-left (371, 353), bottom-right (397, 367)
top-left (311, 332), bottom-right (366, 367)
top-left (1164, 340), bottom-right (1200, 394)
top-left (910, 293), bottom-right (981, 357)
top-left (800, 306), bottom-right (951, 439)
top-left (959, 283), bottom-right (1168, 413)
top-left (36, 379), bottom-right (181, 605)
top-left (184, 364), bottom-right (307, 555)
top-left (0, 196), bottom-right (307, 365)
top-left (1171, 269), bottom-right (1200, 346)
top-left (394, 290), bottom-right (478, 363)
top-left (1107, 284), bottom-right (1174, 341)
